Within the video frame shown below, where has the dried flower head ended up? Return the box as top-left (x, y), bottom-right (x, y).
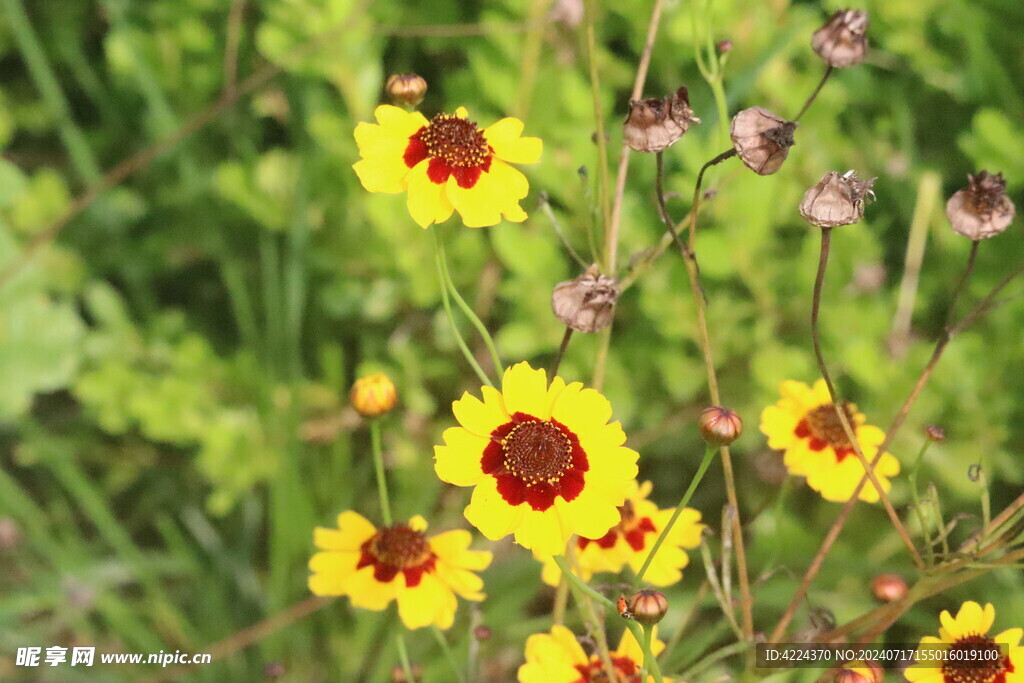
top-left (812, 9), bottom-right (869, 68)
top-left (551, 264), bottom-right (619, 333)
top-left (946, 171), bottom-right (1016, 240)
top-left (350, 372), bottom-right (398, 417)
top-left (871, 573), bottom-right (908, 603)
top-left (698, 406), bottom-right (743, 447)
top-left (799, 170), bottom-right (877, 228)
top-left (925, 425), bottom-right (946, 442)
top-left (623, 86), bottom-right (701, 153)
top-left (385, 73), bottom-right (428, 107)
top-left (627, 589), bottom-right (669, 626)
top-left (730, 107), bottom-right (797, 175)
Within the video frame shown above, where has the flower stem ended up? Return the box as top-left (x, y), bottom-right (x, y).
top-left (555, 552), bottom-right (621, 683)
top-left (431, 626), bottom-right (466, 683)
top-left (907, 438), bottom-right (936, 567)
top-left (945, 240), bottom-right (980, 328)
top-left (432, 230), bottom-right (494, 387)
top-left (794, 65), bottom-right (834, 122)
top-left (396, 631), bottom-right (416, 683)
top-left (642, 625), bottom-right (666, 683)
top-left (634, 445), bottom-right (717, 587)
top-left (550, 327), bottom-right (574, 377)
top-left (370, 421), bottom-right (393, 526)
top-left (436, 231), bottom-right (504, 377)
top-left (677, 639), bottom-right (754, 681)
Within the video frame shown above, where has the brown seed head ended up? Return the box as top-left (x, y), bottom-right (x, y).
top-left (386, 73), bottom-right (428, 107)
top-left (350, 372), bottom-right (398, 418)
top-left (871, 573), bottom-right (908, 603)
top-left (551, 264), bottom-right (619, 333)
top-left (730, 107), bottom-right (797, 175)
top-left (698, 406), bottom-right (743, 447)
top-left (628, 589), bottom-right (669, 626)
top-left (799, 170), bottom-right (877, 228)
top-left (812, 9), bottom-right (869, 68)
top-left (926, 425), bottom-right (946, 442)
top-left (946, 171), bottom-right (1016, 240)
top-left (623, 86), bottom-right (701, 153)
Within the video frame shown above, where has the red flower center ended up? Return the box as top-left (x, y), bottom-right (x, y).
top-left (403, 114), bottom-right (494, 189)
top-left (578, 499), bottom-right (657, 552)
top-left (480, 412), bottom-right (589, 512)
top-left (942, 635), bottom-right (1013, 683)
top-left (573, 655), bottom-right (641, 683)
top-left (357, 524), bottom-right (437, 588)
top-left (794, 402), bottom-right (856, 461)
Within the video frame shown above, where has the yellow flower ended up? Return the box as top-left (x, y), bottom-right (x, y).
top-left (517, 624), bottom-right (671, 683)
top-left (905, 601), bottom-right (1024, 683)
top-left (353, 105), bottom-right (542, 229)
top-left (759, 379), bottom-right (899, 502)
top-left (433, 362), bottom-right (639, 555)
top-left (535, 480), bottom-right (704, 587)
top-left (308, 511), bottom-right (492, 630)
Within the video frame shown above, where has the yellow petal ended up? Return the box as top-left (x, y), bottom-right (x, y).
top-left (313, 510), bottom-right (376, 551)
top-left (307, 551), bottom-right (357, 595)
top-left (452, 385), bottom-right (510, 437)
top-left (352, 155), bottom-right (411, 194)
top-left (455, 106), bottom-right (469, 118)
top-left (464, 476), bottom-right (526, 541)
top-left (406, 161), bottom-right (454, 228)
top-left (501, 362), bottom-right (550, 418)
top-left (997, 628), bottom-right (1024, 648)
top-left (346, 566), bottom-right (397, 611)
top-left (760, 404), bottom-right (799, 449)
top-left (551, 381), bottom-right (613, 436)
top-left (397, 573), bottom-right (456, 630)
top-left (429, 529), bottom-right (493, 571)
top-left (373, 104), bottom-right (429, 134)
top-left (514, 508), bottom-right (570, 554)
top-left (447, 172), bottom-right (503, 228)
top-left (434, 427), bottom-right (488, 486)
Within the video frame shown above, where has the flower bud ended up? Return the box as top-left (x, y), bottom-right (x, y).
top-left (623, 86), bottom-right (701, 153)
top-left (551, 264), bottom-right (619, 333)
top-left (730, 107), bottom-right (797, 176)
top-left (871, 573), bottom-right (908, 603)
top-left (799, 170), bottom-right (876, 228)
top-left (698, 406), bottom-right (743, 447)
top-left (627, 589), bottom-right (668, 626)
top-left (474, 625), bottom-right (492, 641)
top-left (350, 373), bottom-right (398, 418)
top-left (386, 74), bottom-right (428, 108)
top-left (835, 661), bottom-right (883, 683)
top-left (717, 39), bottom-right (733, 53)
top-left (812, 9), bottom-right (869, 68)
top-left (946, 171), bottom-right (1016, 240)
top-left (925, 425), bottom-right (945, 442)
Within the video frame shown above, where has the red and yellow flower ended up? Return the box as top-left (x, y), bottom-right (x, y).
top-left (905, 601), bottom-right (1024, 683)
top-left (353, 105), bottom-right (542, 228)
top-left (759, 379), bottom-right (899, 502)
top-left (433, 362), bottom-right (639, 555)
top-left (535, 480), bottom-right (704, 587)
top-left (308, 511), bottom-right (491, 630)
top-left (518, 624), bottom-right (671, 683)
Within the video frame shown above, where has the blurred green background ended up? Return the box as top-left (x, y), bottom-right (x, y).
top-left (1, 0), bottom-right (1022, 680)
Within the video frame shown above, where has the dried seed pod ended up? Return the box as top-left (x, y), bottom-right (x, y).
top-left (799, 170), bottom-right (877, 228)
top-left (698, 406), bottom-right (743, 447)
top-left (729, 107), bottom-right (797, 175)
top-left (551, 265), bottom-right (619, 333)
top-left (946, 171), bottom-right (1016, 240)
top-left (627, 590), bottom-right (668, 626)
top-left (350, 372), bottom-right (398, 418)
top-left (386, 73), bottom-right (428, 107)
top-left (812, 9), bottom-right (869, 68)
top-left (623, 86), bottom-right (701, 153)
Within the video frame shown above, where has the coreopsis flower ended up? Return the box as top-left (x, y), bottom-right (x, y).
top-left (433, 362), bottom-right (639, 555)
top-left (308, 511), bottom-right (492, 630)
top-left (730, 107), bottom-right (797, 176)
top-left (799, 170), bottom-right (877, 228)
top-left (812, 9), bottom-right (869, 68)
top-left (759, 379), bottom-right (900, 503)
top-left (353, 105), bottom-right (542, 229)
top-left (535, 480), bottom-right (703, 587)
top-left (905, 602), bottom-right (1024, 683)
top-left (518, 625), bottom-right (671, 683)
top-left (946, 171), bottom-right (1016, 240)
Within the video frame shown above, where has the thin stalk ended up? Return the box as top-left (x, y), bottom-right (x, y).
top-left (655, 151), bottom-right (691, 257)
top-left (642, 625), bottom-right (665, 683)
top-left (555, 553), bottom-right (620, 683)
top-left (432, 230), bottom-right (494, 387)
top-left (552, 573), bottom-right (570, 626)
top-left (810, 227), bottom-right (924, 569)
top-left (928, 484), bottom-right (950, 559)
top-left (582, 0), bottom-right (611, 254)
top-left (978, 467), bottom-right (992, 533)
top-left (396, 632), bottom-right (416, 683)
top-left (431, 626), bottom-right (466, 683)
top-left (658, 581), bottom-right (709, 664)
top-left (794, 66), bottom-right (834, 122)
top-left (945, 240), bottom-right (979, 328)
top-left (908, 439), bottom-right (936, 567)
top-left (541, 197), bottom-right (589, 269)
top-left (370, 421), bottom-right (393, 526)
top-left (437, 232), bottom-right (503, 377)
top-left (550, 327), bottom-right (574, 377)
top-left (677, 640), bottom-right (754, 681)
top-left (687, 149), bottom-right (737, 251)
top-left (634, 445), bottom-right (717, 587)
top-left (699, 536), bottom-right (744, 640)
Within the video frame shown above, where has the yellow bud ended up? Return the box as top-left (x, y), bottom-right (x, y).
top-left (350, 373), bottom-right (398, 418)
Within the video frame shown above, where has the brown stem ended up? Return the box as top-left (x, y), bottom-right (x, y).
top-left (945, 240), bottom-right (979, 328)
top-left (550, 327), bottom-right (574, 377)
top-left (794, 66), bottom-right (833, 122)
top-left (655, 151), bottom-right (691, 257)
top-left (222, 0), bottom-right (247, 99)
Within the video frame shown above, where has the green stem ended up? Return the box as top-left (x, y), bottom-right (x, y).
top-left (431, 625), bottom-right (466, 683)
top-left (370, 421), bottom-right (393, 526)
top-left (634, 445), bottom-right (717, 587)
top-left (642, 625), bottom-right (665, 683)
top-left (908, 439), bottom-right (935, 566)
top-left (553, 555), bottom-right (615, 611)
top-left (436, 231), bottom-right (504, 376)
top-left (432, 230), bottom-right (494, 387)
top-left (396, 631), bottom-right (416, 683)
top-left (677, 640), bottom-right (753, 680)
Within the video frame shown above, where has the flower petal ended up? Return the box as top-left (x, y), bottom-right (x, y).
top-left (502, 362), bottom-right (551, 418)
top-left (435, 427), bottom-right (489, 486)
top-left (406, 161), bottom-right (455, 228)
top-left (465, 476), bottom-right (526, 541)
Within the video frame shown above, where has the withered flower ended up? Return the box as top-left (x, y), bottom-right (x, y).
top-left (623, 86), bottom-right (700, 153)
top-left (385, 73), bottom-right (428, 107)
top-left (812, 9), bottom-right (869, 68)
top-left (799, 170), bottom-right (876, 228)
top-left (946, 171), bottom-right (1016, 240)
top-left (551, 264), bottom-right (619, 333)
top-left (729, 107), bottom-right (797, 175)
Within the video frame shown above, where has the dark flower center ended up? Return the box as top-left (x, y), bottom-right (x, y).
top-left (357, 524), bottom-right (436, 587)
top-left (403, 114), bottom-right (494, 187)
top-left (795, 402), bottom-right (857, 461)
top-left (965, 172), bottom-right (1009, 218)
top-left (503, 420), bottom-right (573, 486)
top-left (942, 635), bottom-right (1011, 683)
